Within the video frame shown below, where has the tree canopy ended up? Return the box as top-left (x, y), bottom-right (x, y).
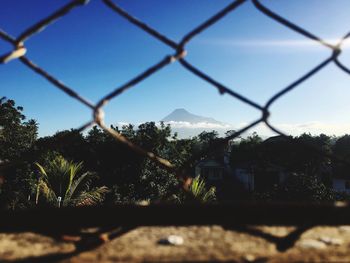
top-left (2, 98), bottom-right (350, 209)
top-left (0, 97), bottom-right (38, 161)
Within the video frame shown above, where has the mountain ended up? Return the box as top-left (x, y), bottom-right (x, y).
top-left (160, 109), bottom-right (231, 138)
top-left (161, 108), bottom-right (223, 124)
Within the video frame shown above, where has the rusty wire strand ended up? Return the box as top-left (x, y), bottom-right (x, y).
top-left (333, 31), bottom-right (350, 75)
top-left (0, 30), bottom-right (25, 63)
top-left (19, 56), bottom-right (95, 109)
top-left (16, 0), bottom-right (89, 44)
top-left (102, 0), bottom-right (178, 49)
top-left (335, 59), bottom-right (350, 75)
top-left (179, 59), bottom-right (264, 111)
top-left (178, 0), bottom-right (247, 48)
top-left (264, 56), bottom-right (335, 111)
top-left (99, 122), bottom-right (175, 170)
top-left (177, 118), bottom-right (263, 176)
top-left (0, 29), bottom-right (16, 44)
top-left (251, 0), bottom-right (337, 50)
top-left (95, 53), bottom-right (185, 109)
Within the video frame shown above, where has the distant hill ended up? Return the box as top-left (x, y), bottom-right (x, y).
top-left (161, 108), bottom-right (223, 124)
top-left (160, 109), bottom-right (230, 138)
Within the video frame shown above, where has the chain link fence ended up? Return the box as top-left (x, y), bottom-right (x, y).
top-left (2, 0), bottom-right (350, 186)
top-left (1, 0), bottom-right (350, 260)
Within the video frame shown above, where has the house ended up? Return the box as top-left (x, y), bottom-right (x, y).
top-left (0, 160), bottom-right (9, 188)
top-left (194, 137), bottom-right (234, 181)
top-left (232, 162), bottom-right (289, 192)
top-left (332, 176), bottom-right (350, 194)
top-left (194, 157), bottom-right (289, 192)
top-left (194, 135), bottom-right (290, 192)
top-left (195, 159), bottom-right (225, 182)
top-left (234, 165), bottom-right (254, 191)
top-left (331, 161), bottom-right (350, 194)
top-left (194, 135), bottom-right (292, 192)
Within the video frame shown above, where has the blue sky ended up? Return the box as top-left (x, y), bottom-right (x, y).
top-left (1, 0), bottom-right (350, 137)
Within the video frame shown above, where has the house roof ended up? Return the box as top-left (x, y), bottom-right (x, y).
top-left (196, 159), bottom-right (225, 168)
top-left (263, 135), bottom-right (292, 144)
top-left (332, 174), bottom-right (350, 180)
top-left (233, 161), bottom-right (288, 176)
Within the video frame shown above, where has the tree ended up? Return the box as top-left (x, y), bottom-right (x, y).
top-left (254, 172), bottom-right (335, 202)
top-left (34, 129), bottom-right (88, 164)
top-left (0, 97), bottom-right (38, 161)
top-left (110, 122), bottom-right (186, 203)
top-left (282, 172), bottom-right (334, 201)
top-left (294, 133), bottom-right (332, 177)
top-left (198, 130), bottom-right (219, 144)
top-left (0, 98), bottom-right (38, 209)
top-left (230, 132), bottom-right (263, 166)
top-left (134, 159), bottom-right (181, 202)
top-left (332, 135), bottom-right (350, 179)
top-left (34, 155), bottom-right (108, 207)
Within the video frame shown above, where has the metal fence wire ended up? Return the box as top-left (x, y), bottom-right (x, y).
top-left (2, 0), bottom-right (350, 259)
top-left (1, 0), bottom-right (350, 185)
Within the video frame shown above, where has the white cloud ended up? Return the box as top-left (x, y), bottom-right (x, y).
top-left (279, 121), bottom-right (350, 136)
top-left (197, 38), bottom-right (350, 50)
top-left (116, 122), bottom-right (131, 127)
top-left (115, 121), bottom-right (232, 130)
top-left (162, 121), bottom-right (232, 129)
top-left (112, 121), bottom-right (350, 138)
top-left (243, 121), bottom-right (350, 137)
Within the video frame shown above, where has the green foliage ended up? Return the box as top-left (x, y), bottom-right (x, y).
top-left (283, 173), bottom-right (334, 201)
top-left (5, 98), bottom-right (350, 208)
top-left (137, 159), bottom-right (180, 201)
top-left (188, 176), bottom-right (216, 203)
top-left (333, 135), bottom-right (350, 179)
top-left (0, 97), bottom-right (38, 161)
top-left (0, 98), bottom-right (38, 209)
top-left (34, 155), bottom-right (108, 207)
top-left (254, 172), bottom-right (335, 202)
top-left (34, 129), bottom-right (87, 164)
top-left (230, 132), bottom-right (263, 166)
top-left (109, 122), bottom-right (193, 203)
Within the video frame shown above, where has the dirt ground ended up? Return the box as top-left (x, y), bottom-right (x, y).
top-left (1, 225), bottom-right (350, 262)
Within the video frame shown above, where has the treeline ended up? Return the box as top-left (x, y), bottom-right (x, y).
top-left (0, 98), bottom-right (217, 209)
top-left (1, 98), bottom-right (350, 209)
top-left (230, 132), bottom-right (350, 201)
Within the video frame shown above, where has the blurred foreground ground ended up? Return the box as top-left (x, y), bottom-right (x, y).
top-left (1, 225), bottom-right (350, 262)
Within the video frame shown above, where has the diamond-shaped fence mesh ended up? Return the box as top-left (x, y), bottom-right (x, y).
top-left (1, 0), bottom-right (350, 185)
top-left (2, 0), bottom-right (350, 258)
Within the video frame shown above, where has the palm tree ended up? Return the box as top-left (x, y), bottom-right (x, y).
top-left (189, 176), bottom-right (216, 203)
top-left (34, 155), bottom-right (108, 207)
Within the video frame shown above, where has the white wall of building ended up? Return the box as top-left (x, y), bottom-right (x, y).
top-left (235, 168), bottom-right (254, 191)
top-left (333, 178), bottom-right (350, 194)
